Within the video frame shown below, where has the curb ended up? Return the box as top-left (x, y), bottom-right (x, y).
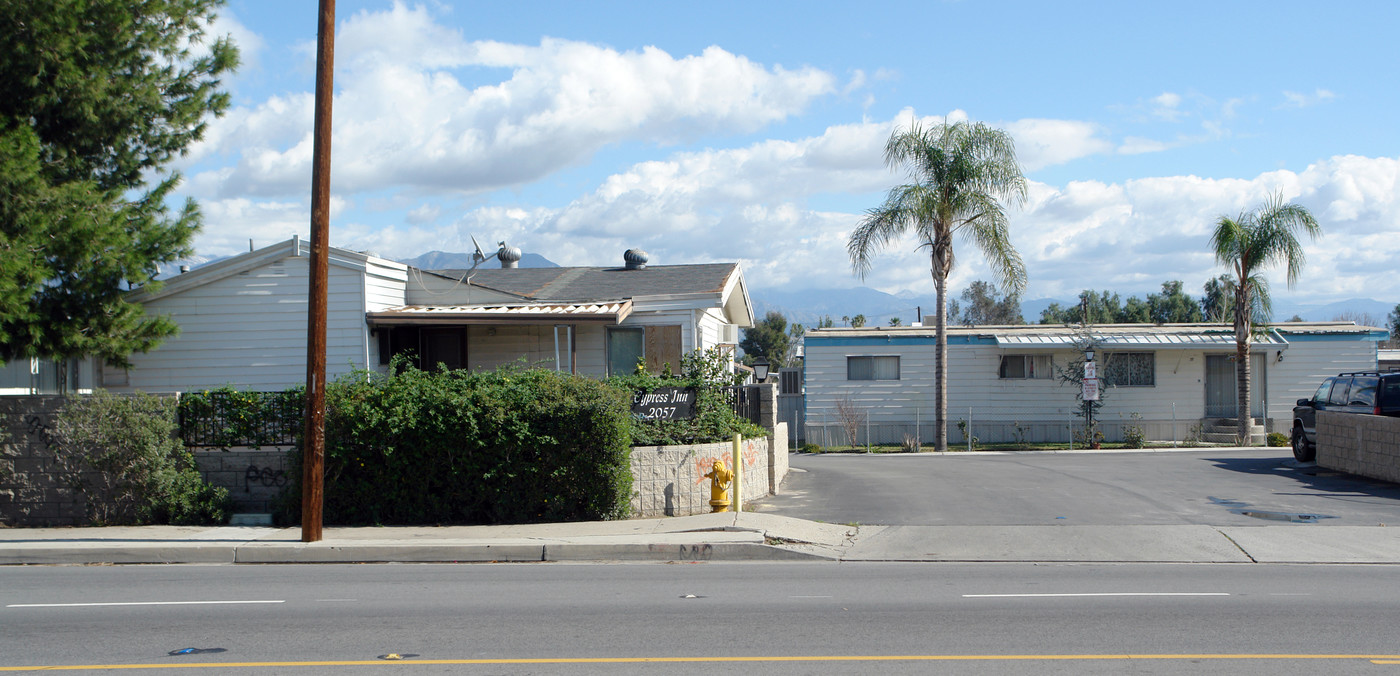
top-left (0, 542), bottom-right (831, 566)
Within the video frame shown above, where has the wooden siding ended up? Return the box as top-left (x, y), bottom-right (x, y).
top-left (109, 256), bottom-right (371, 392)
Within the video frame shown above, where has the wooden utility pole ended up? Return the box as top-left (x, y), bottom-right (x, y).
top-left (301, 0), bottom-right (335, 543)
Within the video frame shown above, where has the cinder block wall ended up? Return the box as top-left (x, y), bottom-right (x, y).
top-left (1317, 411), bottom-right (1400, 483)
top-left (191, 447), bottom-right (293, 513)
top-left (0, 396), bottom-right (90, 526)
top-left (630, 437), bottom-right (771, 517)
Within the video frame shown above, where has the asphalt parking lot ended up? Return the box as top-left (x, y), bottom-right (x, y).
top-left (750, 449), bottom-right (1400, 527)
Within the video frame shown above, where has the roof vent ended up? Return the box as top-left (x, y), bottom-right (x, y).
top-left (498, 243), bottom-right (522, 268)
top-left (179, 265), bottom-right (190, 274)
top-left (624, 249), bottom-right (649, 270)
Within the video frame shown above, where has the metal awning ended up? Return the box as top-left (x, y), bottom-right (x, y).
top-left (993, 328), bottom-right (1289, 350)
top-left (367, 300), bottom-right (633, 326)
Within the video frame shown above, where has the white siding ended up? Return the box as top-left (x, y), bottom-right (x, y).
top-left (1266, 338), bottom-right (1378, 431)
top-left (111, 256), bottom-right (371, 392)
top-left (364, 259), bottom-right (407, 310)
top-left (805, 336), bottom-right (1380, 444)
top-left (695, 308), bottom-right (731, 352)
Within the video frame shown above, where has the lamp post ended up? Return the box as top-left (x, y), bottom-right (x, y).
top-left (752, 358), bottom-right (770, 383)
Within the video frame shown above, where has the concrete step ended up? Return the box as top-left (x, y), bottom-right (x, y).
top-left (1202, 432), bottom-right (1266, 445)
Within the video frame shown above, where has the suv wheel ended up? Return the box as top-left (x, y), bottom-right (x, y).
top-left (1292, 424), bottom-right (1315, 463)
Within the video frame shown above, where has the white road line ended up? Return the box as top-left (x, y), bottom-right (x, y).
top-left (963, 593), bottom-right (1230, 598)
top-left (790, 595), bottom-right (833, 598)
top-left (7, 600), bottom-right (286, 608)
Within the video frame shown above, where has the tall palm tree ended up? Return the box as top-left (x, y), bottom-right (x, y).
top-left (1211, 192), bottom-right (1321, 444)
top-left (848, 120), bottom-right (1027, 451)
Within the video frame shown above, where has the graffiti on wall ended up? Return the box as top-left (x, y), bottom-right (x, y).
top-left (244, 465), bottom-right (288, 492)
top-left (24, 414), bottom-right (55, 450)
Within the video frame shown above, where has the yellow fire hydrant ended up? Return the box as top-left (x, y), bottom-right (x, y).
top-left (705, 459), bottom-right (733, 513)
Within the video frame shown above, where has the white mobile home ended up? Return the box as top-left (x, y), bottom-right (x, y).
top-left (76, 239), bottom-right (752, 393)
top-left (803, 322), bottom-right (1387, 446)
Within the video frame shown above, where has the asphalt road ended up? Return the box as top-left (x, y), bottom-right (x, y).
top-left (5, 563), bottom-right (1400, 675)
top-left (750, 449), bottom-right (1400, 527)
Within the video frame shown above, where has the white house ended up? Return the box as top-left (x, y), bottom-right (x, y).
top-left (803, 322), bottom-right (1388, 446)
top-left (62, 238), bottom-right (754, 393)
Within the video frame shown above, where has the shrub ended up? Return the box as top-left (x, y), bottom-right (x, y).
top-left (1266, 432), bottom-right (1289, 447)
top-left (800, 443), bottom-right (822, 454)
top-left (51, 390), bottom-right (231, 525)
top-left (608, 347), bottom-right (765, 446)
top-left (1122, 413), bottom-right (1146, 449)
top-left (282, 361), bottom-right (634, 525)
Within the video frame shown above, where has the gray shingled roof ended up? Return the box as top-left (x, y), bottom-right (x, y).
top-left (433, 263), bottom-right (737, 302)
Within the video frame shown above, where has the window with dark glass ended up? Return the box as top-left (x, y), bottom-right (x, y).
top-left (847, 356), bottom-right (899, 381)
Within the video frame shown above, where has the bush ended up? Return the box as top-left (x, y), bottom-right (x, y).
top-left (1267, 432), bottom-right (1289, 447)
top-left (52, 390), bottom-right (231, 525)
top-left (1122, 413), bottom-right (1146, 449)
top-left (608, 347), bottom-right (766, 446)
top-left (800, 443), bottom-right (822, 454)
top-left (282, 361), bottom-right (634, 526)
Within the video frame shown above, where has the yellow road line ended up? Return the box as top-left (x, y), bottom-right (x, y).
top-left (5, 654), bottom-right (1400, 670)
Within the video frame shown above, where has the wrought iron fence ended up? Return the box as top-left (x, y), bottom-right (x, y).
top-left (724, 386), bottom-right (761, 425)
top-left (178, 390), bottom-right (302, 448)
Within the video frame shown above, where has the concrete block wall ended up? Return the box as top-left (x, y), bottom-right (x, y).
top-left (191, 447), bottom-right (293, 513)
top-left (0, 396), bottom-right (90, 526)
top-left (629, 436), bottom-right (771, 517)
top-left (1317, 411), bottom-right (1400, 484)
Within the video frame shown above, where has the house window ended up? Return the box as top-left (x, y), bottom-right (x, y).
top-left (607, 327), bottom-right (645, 376)
top-left (847, 356), bottom-right (899, 381)
top-left (999, 354), bottom-right (1052, 379)
top-left (1104, 352), bottom-right (1155, 387)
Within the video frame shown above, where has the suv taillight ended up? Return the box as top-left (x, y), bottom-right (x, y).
top-left (1376, 406), bottom-right (1383, 415)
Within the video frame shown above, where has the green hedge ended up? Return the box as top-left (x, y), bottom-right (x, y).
top-left (282, 362), bottom-right (633, 525)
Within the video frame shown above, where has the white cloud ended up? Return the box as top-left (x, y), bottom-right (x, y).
top-left (185, 3), bottom-right (836, 200)
top-left (1281, 88), bottom-right (1337, 108)
top-left (1003, 119), bottom-right (1114, 171)
top-left (1151, 92), bottom-right (1184, 121)
top-left (1118, 136), bottom-right (1172, 155)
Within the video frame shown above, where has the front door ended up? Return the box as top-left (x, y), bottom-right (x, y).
top-left (1204, 353), bottom-right (1266, 418)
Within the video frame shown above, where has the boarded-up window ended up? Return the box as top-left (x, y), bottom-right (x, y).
top-left (644, 325), bottom-right (683, 374)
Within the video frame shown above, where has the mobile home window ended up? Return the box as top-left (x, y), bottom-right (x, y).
top-left (999, 354), bottom-right (1052, 379)
top-left (1104, 352), bottom-right (1155, 387)
top-left (847, 356), bottom-right (899, 381)
top-left (607, 327), bottom-right (645, 377)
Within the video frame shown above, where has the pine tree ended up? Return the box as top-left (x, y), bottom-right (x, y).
top-left (0, 0), bottom-right (238, 365)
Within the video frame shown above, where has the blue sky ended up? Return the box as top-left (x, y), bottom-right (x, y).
top-left (179, 1), bottom-right (1400, 312)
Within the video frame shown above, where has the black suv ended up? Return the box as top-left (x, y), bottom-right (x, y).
top-left (1291, 370), bottom-right (1400, 462)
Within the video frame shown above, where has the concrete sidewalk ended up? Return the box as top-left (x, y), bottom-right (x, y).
top-left (4, 512), bottom-right (1400, 565)
top-left (0, 513), bottom-right (855, 565)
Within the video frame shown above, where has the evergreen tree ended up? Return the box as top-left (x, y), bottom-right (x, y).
top-left (739, 311), bottom-right (792, 367)
top-left (0, 0), bottom-right (238, 365)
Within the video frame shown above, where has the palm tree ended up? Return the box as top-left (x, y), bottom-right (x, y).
top-left (849, 119), bottom-right (1027, 451)
top-left (1211, 192), bottom-right (1321, 444)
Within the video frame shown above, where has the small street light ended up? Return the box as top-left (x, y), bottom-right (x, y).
top-left (752, 358), bottom-right (770, 383)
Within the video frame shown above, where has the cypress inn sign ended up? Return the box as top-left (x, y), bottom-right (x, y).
top-left (631, 387), bottom-right (697, 421)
